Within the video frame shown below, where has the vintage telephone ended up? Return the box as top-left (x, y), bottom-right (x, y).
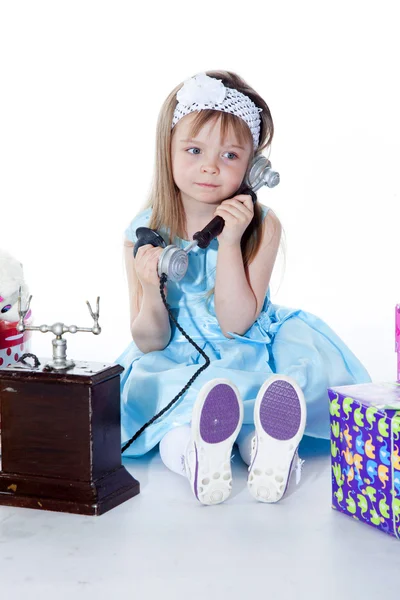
top-left (122, 155), bottom-right (280, 453)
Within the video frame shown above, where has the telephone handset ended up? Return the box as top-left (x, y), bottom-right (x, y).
top-left (122, 155), bottom-right (280, 454)
top-left (190, 180), bottom-right (257, 250)
top-left (133, 155), bottom-right (279, 282)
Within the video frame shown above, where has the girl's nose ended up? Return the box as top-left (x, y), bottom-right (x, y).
top-left (201, 163), bottom-right (219, 174)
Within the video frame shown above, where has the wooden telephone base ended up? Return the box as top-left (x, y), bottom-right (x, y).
top-left (0, 360), bottom-right (139, 516)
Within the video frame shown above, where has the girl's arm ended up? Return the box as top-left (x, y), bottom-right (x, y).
top-left (214, 210), bottom-right (281, 338)
top-left (124, 239), bottom-right (171, 353)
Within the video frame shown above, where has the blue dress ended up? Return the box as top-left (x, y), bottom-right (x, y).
top-left (116, 205), bottom-right (371, 456)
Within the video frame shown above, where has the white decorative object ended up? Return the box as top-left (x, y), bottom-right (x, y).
top-left (176, 72), bottom-right (226, 106)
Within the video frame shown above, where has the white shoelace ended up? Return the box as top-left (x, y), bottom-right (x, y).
top-left (294, 456), bottom-right (305, 485)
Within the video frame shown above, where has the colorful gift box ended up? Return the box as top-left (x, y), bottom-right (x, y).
top-left (328, 382), bottom-right (400, 539)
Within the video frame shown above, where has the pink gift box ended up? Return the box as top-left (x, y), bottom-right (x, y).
top-left (396, 305), bottom-right (400, 382)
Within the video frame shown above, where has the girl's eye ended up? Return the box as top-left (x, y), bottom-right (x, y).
top-left (186, 148), bottom-right (238, 160)
top-left (1, 304), bottom-right (11, 313)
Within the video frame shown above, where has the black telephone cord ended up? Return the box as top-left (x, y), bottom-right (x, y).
top-left (121, 272), bottom-right (210, 454)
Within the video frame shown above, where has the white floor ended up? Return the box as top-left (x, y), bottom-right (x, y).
top-left (0, 437), bottom-right (399, 600)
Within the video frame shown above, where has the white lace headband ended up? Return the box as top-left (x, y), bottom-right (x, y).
top-left (171, 72), bottom-right (262, 150)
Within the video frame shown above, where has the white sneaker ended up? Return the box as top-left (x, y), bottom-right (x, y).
top-left (248, 374), bottom-right (306, 503)
top-left (184, 378), bottom-right (244, 505)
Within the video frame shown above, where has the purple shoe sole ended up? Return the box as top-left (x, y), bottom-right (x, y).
top-left (200, 383), bottom-right (241, 443)
top-left (259, 379), bottom-right (302, 440)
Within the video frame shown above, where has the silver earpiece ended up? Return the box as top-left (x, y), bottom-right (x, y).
top-left (245, 155), bottom-right (280, 192)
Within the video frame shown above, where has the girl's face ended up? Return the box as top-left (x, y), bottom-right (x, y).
top-left (171, 113), bottom-right (253, 208)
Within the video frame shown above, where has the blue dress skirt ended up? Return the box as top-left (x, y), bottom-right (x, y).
top-left (116, 205), bottom-right (371, 456)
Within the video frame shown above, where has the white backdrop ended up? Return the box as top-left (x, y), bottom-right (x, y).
top-left (0, 1), bottom-right (398, 382)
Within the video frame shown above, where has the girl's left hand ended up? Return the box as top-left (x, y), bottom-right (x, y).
top-left (214, 194), bottom-right (255, 246)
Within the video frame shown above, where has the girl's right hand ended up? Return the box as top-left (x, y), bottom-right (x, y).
top-left (134, 244), bottom-right (165, 290)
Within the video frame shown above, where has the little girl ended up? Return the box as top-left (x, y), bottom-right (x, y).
top-left (116, 70), bottom-right (371, 506)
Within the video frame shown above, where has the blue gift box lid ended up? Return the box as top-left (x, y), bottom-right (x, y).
top-left (329, 382), bottom-right (400, 411)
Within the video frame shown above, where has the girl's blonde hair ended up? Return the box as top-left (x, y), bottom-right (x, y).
top-left (131, 70), bottom-right (277, 313)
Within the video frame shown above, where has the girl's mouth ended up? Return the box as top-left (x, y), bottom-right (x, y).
top-left (196, 183), bottom-right (219, 188)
